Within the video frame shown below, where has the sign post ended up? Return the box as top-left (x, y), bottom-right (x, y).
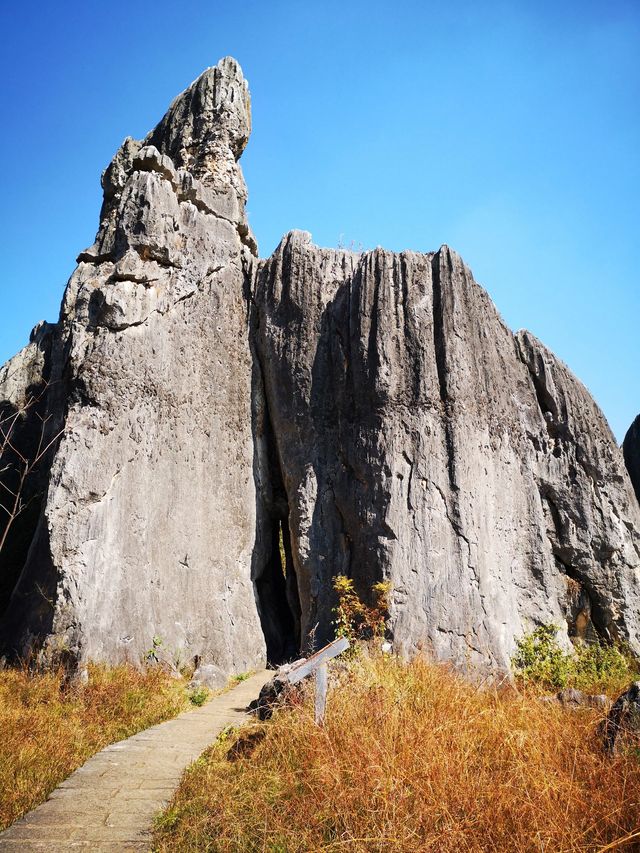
top-left (283, 636), bottom-right (350, 725)
top-left (314, 663), bottom-right (328, 725)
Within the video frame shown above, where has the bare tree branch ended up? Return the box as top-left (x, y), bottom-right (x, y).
top-left (0, 381), bottom-right (63, 560)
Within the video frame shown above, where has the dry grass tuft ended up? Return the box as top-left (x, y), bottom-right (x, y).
top-left (154, 655), bottom-right (640, 852)
top-left (0, 663), bottom-right (188, 830)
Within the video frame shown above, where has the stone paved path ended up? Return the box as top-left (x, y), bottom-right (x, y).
top-left (0, 669), bottom-right (272, 852)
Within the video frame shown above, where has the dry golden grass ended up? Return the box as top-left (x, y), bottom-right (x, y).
top-left (154, 655), bottom-right (640, 853)
top-left (0, 663), bottom-right (188, 830)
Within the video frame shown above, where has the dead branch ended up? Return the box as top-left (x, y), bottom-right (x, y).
top-left (0, 381), bottom-right (63, 559)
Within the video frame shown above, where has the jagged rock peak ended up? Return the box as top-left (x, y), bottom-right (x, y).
top-left (92, 56), bottom-right (256, 265)
top-left (250, 232), bottom-right (640, 668)
top-left (145, 56), bottom-right (252, 174)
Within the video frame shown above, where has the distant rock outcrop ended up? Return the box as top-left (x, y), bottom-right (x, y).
top-left (1, 58), bottom-right (639, 675)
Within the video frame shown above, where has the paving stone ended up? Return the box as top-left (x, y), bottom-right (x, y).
top-left (0, 671), bottom-right (270, 851)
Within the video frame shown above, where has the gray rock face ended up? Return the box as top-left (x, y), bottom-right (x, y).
top-left (190, 663), bottom-right (227, 691)
top-left (250, 234), bottom-right (640, 669)
top-left (1, 57), bottom-right (639, 675)
top-left (0, 58), bottom-right (264, 674)
top-left (623, 415), bottom-right (640, 504)
top-left (603, 681), bottom-right (640, 755)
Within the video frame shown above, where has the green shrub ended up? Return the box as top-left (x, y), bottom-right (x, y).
top-left (512, 625), bottom-right (572, 689)
top-left (512, 624), bottom-right (636, 693)
top-left (332, 576), bottom-right (391, 643)
top-left (187, 686), bottom-right (209, 707)
top-left (571, 641), bottom-right (631, 692)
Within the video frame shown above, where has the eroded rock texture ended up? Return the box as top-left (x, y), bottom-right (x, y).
top-left (0, 58), bottom-right (264, 673)
top-left (251, 234), bottom-right (640, 669)
top-left (1, 58), bottom-right (639, 674)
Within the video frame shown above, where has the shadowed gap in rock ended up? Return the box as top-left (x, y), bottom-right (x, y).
top-left (249, 322), bottom-right (302, 667)
top-left (255, 514), bottom-right (301, 666)
top-left (0, 325), bottom-right (68, 663)
top-left (0, 376), bottom-right (54, 620)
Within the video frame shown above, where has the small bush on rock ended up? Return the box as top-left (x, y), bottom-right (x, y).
top-left (332, 575), bottom-right (391, 643)
top-left (511, 624), bottom-right (573, 688)
top-left (512, 624), bottom-right (635, 693)
top-left (187, 685), bottom-right (209, 706)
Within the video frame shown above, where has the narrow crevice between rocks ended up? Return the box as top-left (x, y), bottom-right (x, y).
top-left (0, 518), bottom-right (59, 665)
top-left (249, 305), bottom-right (302, 667)
top-left (557, 554), bottom-right (610, 643)
top-left (557, 558), bottom-right (598, 642)
top-left (623, 415), bottom-right (640, 505)
top-left (540, 487), bottom-right (612, 643)
top-left (431, 250), bottom-right (457, 494)
top-left (0, 394), bottom-right (43, 617)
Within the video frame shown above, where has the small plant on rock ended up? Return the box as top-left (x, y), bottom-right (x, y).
top-left (145, 636), bottom-right (164, 664)
top-left (572, 641), bottom-right (632, 693)
top-left (332, 575), bottom-right (391, 644)
top-left (512, 624), bottom-right (635, 693)
top-left (512, 624), bottom-right (572, 689)
top-left (187, 685), bottom-right (209, 707)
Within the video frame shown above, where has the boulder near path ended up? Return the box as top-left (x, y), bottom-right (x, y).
top-left (0, 670), bottom-right (272, 851)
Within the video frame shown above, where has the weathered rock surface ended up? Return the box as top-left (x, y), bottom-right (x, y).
top-left (602, 681), bottom-right (640, 754)
top-left (1, 57), bottom-right (639, 675)
top-left (250, 235), bottom-right (640, 669)
top-left (0, 58), bottom-right (264, 674)
top-left (249, 658), bottom-right (307, 720)
top-left (541, 688), bottom-right (610, 710)
top-left (623, 415), bottom-right (640, 505)
top-left (190, 662), bottom-right (227, 691)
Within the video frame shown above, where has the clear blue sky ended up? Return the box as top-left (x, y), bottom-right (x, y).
top-left (0, 1), bottom-right (638, 441)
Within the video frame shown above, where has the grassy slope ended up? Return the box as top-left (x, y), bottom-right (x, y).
top-left (154, 655), bottom-right (640, 853)
top-left (0, 664), bottom-right (189, 830)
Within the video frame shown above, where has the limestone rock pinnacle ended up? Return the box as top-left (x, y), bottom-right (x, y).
top-left (0, 59), bottom-right (638, 677)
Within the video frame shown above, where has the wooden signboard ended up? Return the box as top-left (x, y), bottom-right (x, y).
top-left (283, 636), bottom-right (350, 724)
